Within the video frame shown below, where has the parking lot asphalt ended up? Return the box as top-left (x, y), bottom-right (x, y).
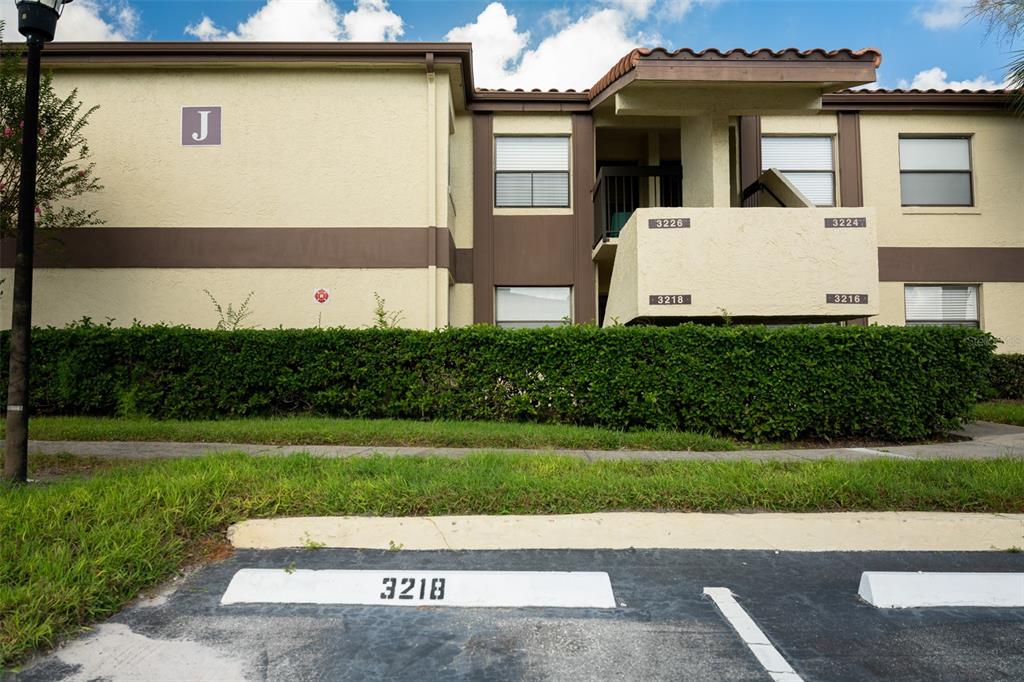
top-left (13, 549), bottom-right (1024, 682)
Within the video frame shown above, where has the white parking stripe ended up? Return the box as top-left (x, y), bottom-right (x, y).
top-left (703, 587), bottom-right (803, 682)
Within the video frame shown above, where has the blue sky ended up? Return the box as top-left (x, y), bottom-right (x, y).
top-left (0, 1), bottom-right (1013, 91)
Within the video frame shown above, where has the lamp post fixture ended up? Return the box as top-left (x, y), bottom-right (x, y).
top-left (3, 0), bottom-right (73, 484)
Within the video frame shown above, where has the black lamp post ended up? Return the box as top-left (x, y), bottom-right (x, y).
top-left (3, 0), bottom-right (72, 484)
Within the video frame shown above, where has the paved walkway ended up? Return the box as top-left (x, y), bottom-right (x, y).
top-left (13, 421), bottom-right (1024, 462)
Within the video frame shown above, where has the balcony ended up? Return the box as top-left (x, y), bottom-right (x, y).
top-left (592, 165), bottom-right (683, 244)
top-left (601, 206), bottom-right (879, 326)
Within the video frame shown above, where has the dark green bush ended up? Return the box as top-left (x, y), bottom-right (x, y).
top-left (989, 354), bottom-right (1024, 400)
top-left (0, 323), bottom-right (996, 441)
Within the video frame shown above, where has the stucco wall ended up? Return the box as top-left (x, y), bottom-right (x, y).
top-left (761, 113), bottom-right (838, 135)
top-left (680, 114), bottom-right (731, 207)
top-left (448, 282), bottom-right (474, 327)
top-left (492, 114), bottom-right (573, 135)
top-left (875, 279), bottom-right (1024, 353)
top-left (50, 66), bottom-right (453, 228)
top-left (0, 267), bottom-right (447, 330)
top-left (449, 112), bottom-right (474, 247)
top-left (603, 207), bottom-right (879, 323)
top-left (859, 112), bottom-right (1023, 248)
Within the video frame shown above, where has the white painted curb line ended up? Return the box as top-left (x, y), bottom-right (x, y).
top-left (858, 572), bottom-right (1024, 608)
top-left (704, 587), bottom-right (803, 682)
top-left (221, 568), bottom-right (617, 608)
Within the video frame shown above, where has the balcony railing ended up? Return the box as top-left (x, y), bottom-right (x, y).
top-left (592, 165), bottom-right (683, 245)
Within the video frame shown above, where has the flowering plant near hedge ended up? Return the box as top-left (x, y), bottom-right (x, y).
top-left (0, 323), bottom-right (996, 441)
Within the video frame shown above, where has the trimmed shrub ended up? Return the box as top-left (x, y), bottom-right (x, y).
top-left (1, 323), bottom-right (996, 441)
top-left (990, 354), bottom-right (1024, 400)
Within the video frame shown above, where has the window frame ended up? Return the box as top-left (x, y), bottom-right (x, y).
top-left (903, 283), bottom-right (980, 328)
top-left (493, 135), bottom-right (571, 209)
top-left (760, 134), bottom-right (837, 207)
top-left (494, 285), bottom-right (573, 328)
top-left (898, 135), bottom-right (974, 208)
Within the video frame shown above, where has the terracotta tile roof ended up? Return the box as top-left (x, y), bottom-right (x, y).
top-left (836, 87), bottom-right (1014, 94)
top-left (470, 47), bottom-right (884, 101)
top-left (588, 47), bottom-right (883, 100)
top-left (476, 88), bottom-right (586, 94)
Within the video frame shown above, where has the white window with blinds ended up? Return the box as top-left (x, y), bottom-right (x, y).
top-left (761, 136), bottom-right (835, 206)
top-left (899, 137), bottom-right (973, 206)
top-left (905, 285), bottom-right (979, 327)
top-left (495, 286), bottom-right (571, 328)
top-left (495, 136), bottom-right (570, 208)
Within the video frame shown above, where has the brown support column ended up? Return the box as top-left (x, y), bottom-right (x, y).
top-left (572, 113), bottom-right (597, 324)
top-left (837, 111), bottom-right (864, 207)
top-left (472, 113), bottom-right (494, 324)
top-left (738, 115), bottom-right (761, 207)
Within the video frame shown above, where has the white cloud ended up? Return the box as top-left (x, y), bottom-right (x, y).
top-left (913, 0), bottom-right (971, 30)
top-left (446, 3), bottom-right (530, 87)
top-left (186, 0), bottom-right (342, 41)
top-left (898, 66), bottom-right (1007, 90)
top-left (541, 7), bottom-right (572, 30)
top-left (186, 0), bottom-right (403, 42)
top-left (2, 0), bottom-right (139, 41)
top-left (512, 9), bottom-right (641, 90)
top-left (342, 0), bottom-right (403, 41)
top-left (447, 3), bottom-right (643, 91)
top-left (606, 0), bottom-right (657, 20)
top-left (183, 16), bottom-right (222, 41)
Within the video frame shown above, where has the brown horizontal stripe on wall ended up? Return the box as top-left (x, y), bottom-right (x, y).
top-left (878, 247), bottom-right (1024, 282)
top-left (0, 227), bottom-right (456, 269)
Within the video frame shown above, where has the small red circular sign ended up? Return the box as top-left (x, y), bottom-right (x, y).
top-left (314, 288), bottom-right (330, 304)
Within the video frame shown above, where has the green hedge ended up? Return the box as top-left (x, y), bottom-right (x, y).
top-left (990, 354), bottom-right (1024, 400)
top-left (0, 323), bottom-right (996, 441)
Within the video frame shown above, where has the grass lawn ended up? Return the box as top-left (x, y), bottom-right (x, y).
top-left (1, 416), bottom-right (740, 452)
top-left (973, 400), bottom-right (1024, 427)
top-left (3, 452), bottom-right (1024, 667)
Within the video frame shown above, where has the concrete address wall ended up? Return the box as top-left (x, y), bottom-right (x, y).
top-left (604, 207), bottom-right (879, 324)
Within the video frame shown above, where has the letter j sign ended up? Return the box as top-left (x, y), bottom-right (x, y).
top-left (182, 106), bottom-right (222, 146)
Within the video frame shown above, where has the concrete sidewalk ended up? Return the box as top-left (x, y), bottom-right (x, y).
top-left (13, 420), bottom-right (1024, 462)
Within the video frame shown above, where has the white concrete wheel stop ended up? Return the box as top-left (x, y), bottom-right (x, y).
top-left (858, 571), bottom-right (1024, 608)
top-left (221, 568), bottom-right (617, 608)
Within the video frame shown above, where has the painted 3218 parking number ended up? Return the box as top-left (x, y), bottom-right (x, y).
top-left (380, 577), bottom-right (446, 601)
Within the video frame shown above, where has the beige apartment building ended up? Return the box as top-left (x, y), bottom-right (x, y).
top-left (1, 43), bottom-right (1021, 351)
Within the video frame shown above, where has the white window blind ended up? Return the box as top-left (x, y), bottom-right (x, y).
top-left (496, 137), bottom-right (569, 171)
top-left (495, 137), bottom-right (570, 207)
top-left (761, 136), bottom-right (835, 206)
top-left (900, 138), bottom-right (971, 171)
top-left (496, 287), bottom-right (571, 328)
top-left (899, 137), bottom-right (973, 206)
top-left (905, 285), bottom-right (979, 326)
